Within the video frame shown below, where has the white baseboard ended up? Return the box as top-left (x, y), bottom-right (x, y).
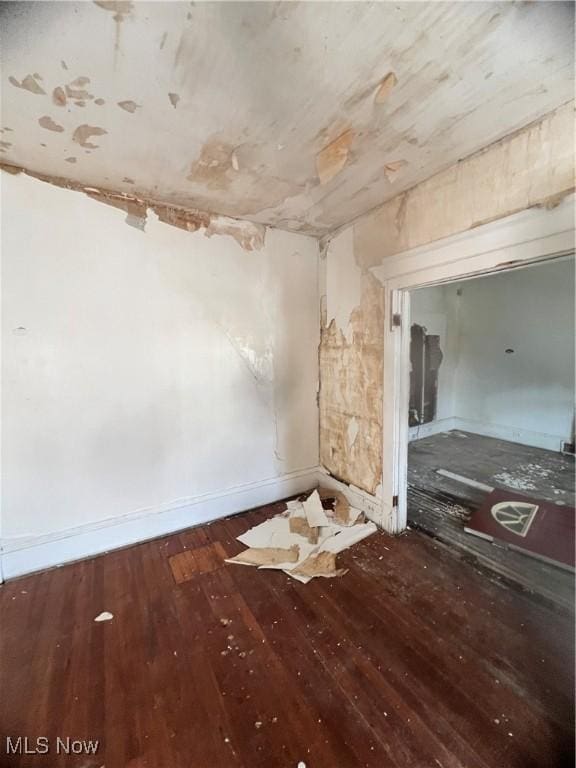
top-left (409, 417), bottom-right (458, 442)
top-left (409, 416), bottom-right (565, 453)
top-left (0, 466), bottom-right (320, 581)
top-left (450, 418), bottom-right (565, 452)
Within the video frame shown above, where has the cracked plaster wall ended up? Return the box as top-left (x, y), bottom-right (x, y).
top-left (2, 172), bottom-right (319, 540)
top-left (319, 102), bottom-right (575, 497)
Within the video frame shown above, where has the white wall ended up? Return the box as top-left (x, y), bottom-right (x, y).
top-left (409, 256), bottom-right (575, 450)
top-left (1, 173), bottom-right (320, 575)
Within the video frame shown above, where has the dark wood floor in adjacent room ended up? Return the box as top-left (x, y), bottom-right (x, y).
top-left (1, 501), bottom-right (574, 768)
top-left (408, 431), bottom-right (575, 610)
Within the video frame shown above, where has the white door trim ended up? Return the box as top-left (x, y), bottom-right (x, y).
top-left (372, 194), bottom-right (575, 533)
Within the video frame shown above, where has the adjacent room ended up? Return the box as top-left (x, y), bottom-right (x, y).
top-left (407, 256), bottom-right (575, 609)
top-left (1, 2), bottom-right (574, 767)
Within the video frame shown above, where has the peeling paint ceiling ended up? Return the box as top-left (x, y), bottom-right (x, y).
top-left (1, 1), bottom-right (573, 236)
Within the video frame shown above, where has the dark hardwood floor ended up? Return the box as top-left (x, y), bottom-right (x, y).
top-left (1, 501), bottom-right (574, 768)
top-left (408, 431), bottom-right (575, 611)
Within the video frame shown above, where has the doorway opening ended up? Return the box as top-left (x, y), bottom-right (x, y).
top-left (406, 254), bottom-right (575, 609)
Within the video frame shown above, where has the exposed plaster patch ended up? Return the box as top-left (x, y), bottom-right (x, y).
top-left (316, 129), bottom-right (353, 185)
top-left (168, 92), bottom-right (180, 108)
top-left (38, 116), bottom-right (64, 133)
top-left (85, 188), bottom-right (148, 228)
top-left (118, 100), bottom-right (140, 113)
top-left (204, 216), bottom-right (266, 251)
top-left (8, 74), bottom-right (45, 95)
top-left (152, 203), bottom-right (210, 232)
top-left (187, 137), bottom-right (236, 190)
top-left (73, 124), bottom-right (108, 149)
top-left (319, 269), bottom-right (384, 495)
top-left (355, 102), bottom-right (575, 263)
top-left (374, 72), bottom-right (397, 104)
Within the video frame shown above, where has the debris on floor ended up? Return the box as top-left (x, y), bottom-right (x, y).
top-left (225, 488), bottom-right (377, 583)
top-left (94, 611), bottom-right (114, 622)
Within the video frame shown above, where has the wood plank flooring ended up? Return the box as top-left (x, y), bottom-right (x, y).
top-left (1, 501), bottom-right (574, 768)
top-left (408, 431), bottom-right (575, 610)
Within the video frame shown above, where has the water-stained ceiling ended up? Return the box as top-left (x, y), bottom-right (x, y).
top-left (1, 1), bottom-right (573, 236)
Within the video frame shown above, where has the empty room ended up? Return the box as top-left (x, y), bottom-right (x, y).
top-left (0, 2), bottom-right (574, 767)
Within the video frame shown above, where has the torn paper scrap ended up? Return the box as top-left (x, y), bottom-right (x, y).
top-left (285, 499), bottom-right (305, 513)
top-left (237, 516), bottom-right (293, 549)
top-left (226, 545), bottom-right (299, 567)
top-left (320, 522), bottom-right (377, 554)
top-left (289, 516), bottom-right (319, 544)
top-left (94, 611), bottom-right (114, 622)
top-left (303, 489), bottom-right (330, 527)
top-left (292, 551), bottom-right (348, 580)
top-left (257, 539), bottom-right (321, 572)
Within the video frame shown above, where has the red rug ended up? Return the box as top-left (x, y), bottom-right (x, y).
top-left (465, 489), bottom-right (575, 570)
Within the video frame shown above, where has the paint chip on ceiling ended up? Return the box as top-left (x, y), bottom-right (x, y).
top-left (52, 87), bottom-right (67, 107)
top-left (72, 124), bottom-right (108, 149)
top-left (9, 74), bottom-right (45, 95)
top-left (38, 116), bottom-right (64, 133)
top-left (384, 159), bottom-right (407, 182)
top-left (316, 129), bottom-right (354, 185)
top-left (374, 71), bottom-right (397, 104)
top-left (94, 0), bottom-right (134, 21)
top-left (117, 100), bottom-right (140, 113)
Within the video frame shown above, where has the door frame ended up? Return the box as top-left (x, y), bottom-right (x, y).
top-left (371, 194), bottom-right (575, 534)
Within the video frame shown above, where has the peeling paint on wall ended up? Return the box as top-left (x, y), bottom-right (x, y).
top-left (319, 102), bottom-right (574, 498)
top-left (354, 102), bottom-right (575, 264)
top-left (0, 161), bottom-right (267, 252)
top-left (324, 227), bottom-right (361, 343)
top-left (319, 265), bottom-right (384, 495)
top-left (204, 217), bottom-right (266, 252)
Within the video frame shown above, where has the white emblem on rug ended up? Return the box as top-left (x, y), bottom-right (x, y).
top-left (491, 501), bottom-right (539, 537)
